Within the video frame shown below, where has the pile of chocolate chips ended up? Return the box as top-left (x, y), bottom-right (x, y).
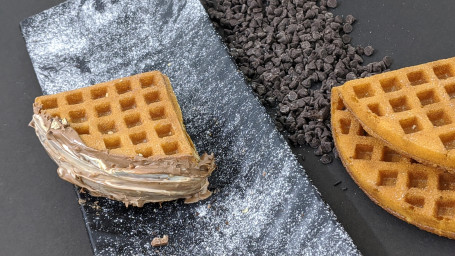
top-left (201, 0), bottom-right (392, 163)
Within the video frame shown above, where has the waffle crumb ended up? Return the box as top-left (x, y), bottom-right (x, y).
top-left (151, 235), bottom-right (168, 247)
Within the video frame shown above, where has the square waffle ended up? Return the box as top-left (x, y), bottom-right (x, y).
top-left (332, 87), bottom-right (455, 239)
top-left (32, 71), bottom-right (215, 206)
top-left (35, 71), bottom-right (197, 159)
top-left (337, 57), bottom-right (455, 171)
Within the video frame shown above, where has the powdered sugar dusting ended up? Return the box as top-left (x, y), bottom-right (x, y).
top-left (21, 0), bottom-right (359, 254)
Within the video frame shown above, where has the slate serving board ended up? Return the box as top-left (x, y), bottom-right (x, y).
top-left (20, 0), bottom-right (358, 255)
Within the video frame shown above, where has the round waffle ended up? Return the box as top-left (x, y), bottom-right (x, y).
top-left (337, 57), bottom-right (455, 172)
top-left (332, 87), bottom-right (455, 239)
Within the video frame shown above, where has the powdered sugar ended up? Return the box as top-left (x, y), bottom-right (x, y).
top-left (21, 0), bottom-right (359, 254)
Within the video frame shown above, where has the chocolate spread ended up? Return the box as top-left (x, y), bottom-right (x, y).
top-left (30, 104), bottom-right (215, 207)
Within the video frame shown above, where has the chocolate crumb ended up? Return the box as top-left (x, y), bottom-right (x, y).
top-left (151, 235), bottom-right (169, 247)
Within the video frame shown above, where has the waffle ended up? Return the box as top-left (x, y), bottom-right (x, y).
top-left (337, 57), bottom-right (455, 171)
top-left (35, 71), bottom-right (197, 159)
top-left (332, 87), bottom-right (455, 239)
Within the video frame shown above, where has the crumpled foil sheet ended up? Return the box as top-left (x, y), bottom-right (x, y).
top-left (21, 0), bottom-right (359, 255)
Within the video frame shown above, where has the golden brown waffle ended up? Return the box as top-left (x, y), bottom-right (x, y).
top-left (332, 87), bottom-right (455, 239)
top-left (35, 71), bottom-right (197, 159)
top-left (338, 57), bottom-right (455, 171)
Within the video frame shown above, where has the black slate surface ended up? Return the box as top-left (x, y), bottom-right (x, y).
top-left (20, 0), bottom-right (358, 255)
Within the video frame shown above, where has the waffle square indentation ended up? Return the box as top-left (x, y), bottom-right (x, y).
top-left (98, 120), bottom-right (117, 134)
top-left (435, 200), bottom-right (455, 219)
top-left (440, 132), bottom-right (455, 151)
top-left (115, 80), bottom-right (132, 94)
top-left (356, 126), bottom-right (369, 136)
top-left (140, 75), bottom-right (156, 88)
top-left (339, 118), bottom-right (351, 134)
top-left (417, 89), bottom-right (439, 106)
top-left (41, 98), bottom-right (58, 110)
top-left (130, 131), bottom-right (148, 145)
top-left (444, 83), bottom-right (455, 99)
top-left (381, 146), bottom-right (402, 162)
top-left (438, 173), bottom-right (455, 191)
top-left (144, 91), bottom-right (160, 104)
top-left (377, 170), bottom-right (398, 186)
top-left (136, 147), bottom-right (153, 157)
top-left (104, 136), bottom-right (121, 149)
top-left (149, 106), bottom-right (166, 120)
top-left (408, 171), bottom-right (428, 189)
top-left (407, 70), bottom-right (428, 86)
top-left (66, 92), bottom-right (83, 105)
top-left (368, 103), bottom-right (384, 116)
top-left (124, 113), bottom-right (142, 128)
top-left (155, 123), bottom-right (173, 138)
top-left (380, 77), bottom-right (402, 93)
top-left (68, 109), bottom-right (87, 123)
top-left (161, 141), bottom-right (179, 155)
top-left (335, 98), bottom-right (346, 110)
top-left (405, 194), bottom-right (425, 208)
top-left (433, 64), bottom-right (454, 80)
top-left (74, 125), bottom-right (89, 135)
top-left (120, 97), bottom-right (137, 111)
top-left (399, 117), bottom-right (422, 134)
top-left (91, 87), bottom-right (108, 100)
top-left (353, 83), bottom-right (374, 99)
top-left (353, 144), bottom-right (373, 160)
top-left (389, 96), bottom-right (410, 112)
top-left (427, 109), bottom-right (451, 127)
top-left (95, 103), bottom-right (112, 117)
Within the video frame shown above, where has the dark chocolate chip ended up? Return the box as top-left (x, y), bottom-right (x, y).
top-left (280, 105), bottom-right (290, 114)
top-left (320, 154), bottom-right (333, 164)
top-left (346, 72), bottom-right (356, 80)
top-left (383, 56), bottom-right (393, 67)
top-left (343, 24), bottom-right (353, 33)
top-left (364, 45), bottom-right (374, 56)
top-left (288, 91), bottom-right (298, 101)
top-left (201, 0), bottom-right (390, 163)
top-left (327, 0), bottom-right (337, 8)
top-left (341, 34), bottom-right (351, 43)
top-left (345, 15), bottom-right (356, 24)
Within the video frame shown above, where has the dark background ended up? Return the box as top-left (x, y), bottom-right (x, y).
top-left (1, 0), bottom-right (455, 255)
